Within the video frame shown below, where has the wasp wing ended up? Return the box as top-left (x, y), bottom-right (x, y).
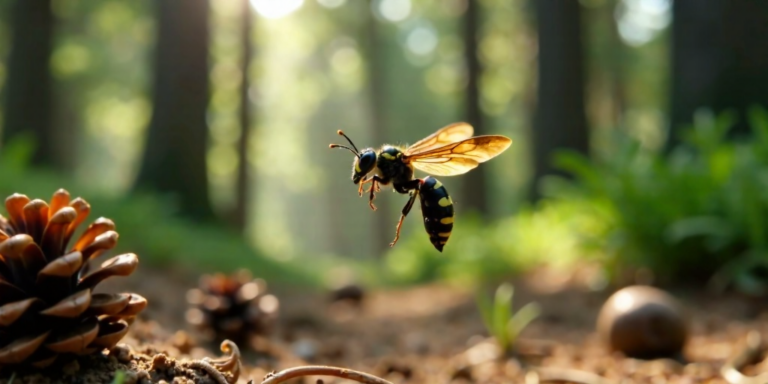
top-left (403, 135), bottom-right (512, 176)
top-left (404, 122), bottom-right (474, 155)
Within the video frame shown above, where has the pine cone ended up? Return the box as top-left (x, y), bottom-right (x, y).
top-left (185, 269), bottom-right (279, 345)
top-left (0, 189), bottom-right (147, 369)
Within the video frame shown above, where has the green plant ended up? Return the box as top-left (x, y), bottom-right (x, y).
top-left (476, 282), bottom-right (540, 356)
top-left (111, 370), bottom-right (125, 384)
top-left (548, 106), bottom-right (768, 291)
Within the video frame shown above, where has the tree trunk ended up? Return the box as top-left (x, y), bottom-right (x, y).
top-left (365, 1), bottom-right (394, 256)
top-left (2, 0), bottom-right (55, 168)
top-left (460, 0), bottom-right (490, 218)
top-left (134, 0), bottom-right (214, 221)
top-left (232, 0), bottom-right (253, 232)
top-left (531, 0), bottom-right (590, 199)
top-left (668, 0), bottom-right (768, 149)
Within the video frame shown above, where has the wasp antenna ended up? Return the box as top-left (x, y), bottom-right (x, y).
top-left (329, 144), bottom-right (360, 158)
top-left (336, 130), bottom-right (360, 154)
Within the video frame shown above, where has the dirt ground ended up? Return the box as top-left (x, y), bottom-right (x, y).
top-left (2, 263), bottom-right (768, 384)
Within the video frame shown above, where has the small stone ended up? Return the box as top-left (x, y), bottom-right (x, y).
top-left (597, 285), bottom-right (688, 358)
top-left (292, 338), bottom-right (319, 361)
top-left (111, 343), bottom-right (133, 363)
top-left (152, 353), bottom-right (170, 370)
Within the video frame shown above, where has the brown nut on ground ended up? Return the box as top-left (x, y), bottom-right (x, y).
top-left (596, 285), bottom-right (688, 359)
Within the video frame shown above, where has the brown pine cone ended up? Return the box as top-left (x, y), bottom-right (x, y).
top-left (185, 269), bottom-right (279, 345)
top-left (0, 189), bottom-right (147, 369)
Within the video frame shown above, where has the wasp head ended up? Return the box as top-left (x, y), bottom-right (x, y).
top-left (352, 150), bottom-right (376, 184)
top-left (330, 130), bottom-right (377, 185)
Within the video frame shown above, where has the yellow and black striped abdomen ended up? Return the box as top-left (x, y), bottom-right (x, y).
top-left (418, 176), bottom-right (454, 252)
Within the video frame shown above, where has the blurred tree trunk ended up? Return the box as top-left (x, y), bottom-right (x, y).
top-left (231, 0), bottom-right (253, 232)
top-left (134, 0), bottom-right (214, 221)
top-left (1, 0), bottom-right (56, 168)
top-left (364, 2), bottom-right (394, 256)
top-left (668, 0), bottom-right (768, 149)
top-left (460, 0), bottom-right (490, 218)
top-left (531, 0), bottom-right (590, 200)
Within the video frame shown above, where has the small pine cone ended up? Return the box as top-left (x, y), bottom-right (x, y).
top-left (0, 189), bottom-right (147, 369)
top-left (185, 269), bottom-right (279, 345)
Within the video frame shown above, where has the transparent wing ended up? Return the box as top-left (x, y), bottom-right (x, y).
top-left (404, 135), bottom-right (512, 176)
top-left (404, 122), bottom-right (474, 155)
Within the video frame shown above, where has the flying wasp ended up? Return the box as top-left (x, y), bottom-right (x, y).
top-left (329, 122), bottom-right (512, 252)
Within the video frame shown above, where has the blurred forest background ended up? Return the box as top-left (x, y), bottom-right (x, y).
top-left (2, 0), bottom-right (768, 293)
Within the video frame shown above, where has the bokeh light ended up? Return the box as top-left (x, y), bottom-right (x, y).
top-left (317, 0), bottom-right (346, 9)
top-left (406, 25), bottom-right (438, 56)
top-left (373, 0), bottom-right (412, 22)
top-left (615, 0), bottom-right (671, 46)
top-left (251, 0), bottom-right (304, 19)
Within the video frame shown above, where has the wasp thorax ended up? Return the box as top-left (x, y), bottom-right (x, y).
top-left (352, 150), bottom-right (377, 184)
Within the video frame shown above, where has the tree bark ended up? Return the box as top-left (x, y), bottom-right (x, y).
top-left (134, 0), bottom-right (214, 221)
top-left (460, 0), bottom-right (490, 218)
top-left (232, 0), bottom-right (253, 232)
top-left (2, 0), bottom-right (55, 168)
top-left (531, 0), bottom-right (590, 199)
top-left (668, 0), bottom-right (768, 149)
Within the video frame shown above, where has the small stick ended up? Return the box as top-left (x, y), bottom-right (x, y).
top-left (187, 360), bottom-right (231, 384)
top-left (261, 365), bottom-right (394, 384)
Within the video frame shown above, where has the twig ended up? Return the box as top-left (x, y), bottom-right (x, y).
top-left (261, 365), bottom-right (394, 384)
top-left (203, 340), bottom-right (242, 383)
top-left (721, 331), bottom-right (768, 384)
top-left (182, 339), bottom-right (242, 384)
top-left (187, 360), bottom-right (231, 384)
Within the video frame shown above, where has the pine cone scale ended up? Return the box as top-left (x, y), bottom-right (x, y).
top-left (78, 253), bottom-right (138, 290)
top-left (90, 320), bottom-right (129, 349)
top-left (41, 208), bottom-right (77, 260)
top-left (45, 318), bottom-right (99, 353)
top-left (88, 293), bottom-right (130, 316)
top-left (0, 298), bottom-right (39, 326)
top-left (0, 331), bottom-right (50, 364)
top-left (118, 294), bottom-right (147, 317)
top-left (73, 218), bottom-right (116, 252)
top-left (21, 199), bottom-right (48, 244)
top-left (5, 194), bottom-right (30, 233)
top-left (40, 289), bottom-right (91, 318)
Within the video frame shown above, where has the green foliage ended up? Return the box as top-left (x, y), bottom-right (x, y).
top-left (477, 282), bottom-right (540, 355)
top-left (548, 106), bottom-right (768, 292)
top-left (111, 371), bottom-right (125, 384)
top-left (0, 137), bottom-right (323, 288)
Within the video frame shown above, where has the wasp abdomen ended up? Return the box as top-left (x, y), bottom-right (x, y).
top-left (418, 176), bottom-right (454, 252)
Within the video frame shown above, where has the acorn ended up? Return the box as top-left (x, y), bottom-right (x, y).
top-left (596, 285), bottom-right (688, 359)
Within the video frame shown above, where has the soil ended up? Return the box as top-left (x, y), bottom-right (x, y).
top-left (2, 264), bottom-right (768, 384)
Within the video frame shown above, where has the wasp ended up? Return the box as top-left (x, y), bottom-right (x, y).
top-left (329, 122), bottom-right (512, 252)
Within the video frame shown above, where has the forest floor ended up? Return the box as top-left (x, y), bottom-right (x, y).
top-left (2, 264), bottom-right (768, 384)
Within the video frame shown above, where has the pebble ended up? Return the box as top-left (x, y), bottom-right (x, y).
top-left (292, 338), bottom-right (319, 361)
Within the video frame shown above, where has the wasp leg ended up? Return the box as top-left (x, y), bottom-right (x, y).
top-left (359, 175), bottom-right (384, 211)
top-left (389, 179), bottom-right (424, 247)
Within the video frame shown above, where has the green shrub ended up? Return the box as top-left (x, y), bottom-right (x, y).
top-left (549, 106), bottom-right (768, 292)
